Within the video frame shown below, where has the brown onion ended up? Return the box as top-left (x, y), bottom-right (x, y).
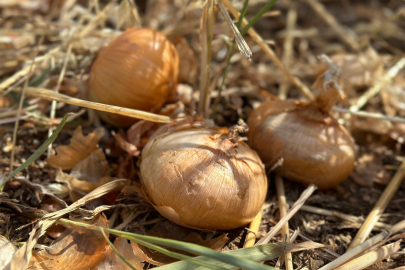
top-left (140, 119), bottom-right (267, 230)
top-left (88, 28), bottom-right (179, 127)
top-left (247, 56), bottom-right (356, 189)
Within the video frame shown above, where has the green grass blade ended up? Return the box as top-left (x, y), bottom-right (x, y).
top-left (241, 0), bottom-right (278, 35)
top-left (0, 112), bottom-right (74, 190)
top-left (52, 217), bottom-right (275, 270)
top-left (117, 233), bottom-right (275, 270)
top-left (126, 236), bottom-right (228, 270)
top-left (155, 243), bottom-right (288, 270)
top-left (236, 0), bottom-right (250, 28)
top-left (210, 0), bottom-right (250, 119)
top-left (101, 230), bottom-right (138, 270)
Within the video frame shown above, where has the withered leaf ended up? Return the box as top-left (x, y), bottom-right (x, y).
top-left (46, 126), bottom-right (98, 171)
top-left (114, 131), bottom-right (140, 157)
top-left (29, 215), bottom-right (108, 270)
top-left (70, 149), bottom-right (110, 184)
top-left (91, 237), bottom-right (143, 270)
top-left (0, 235), bottom-right (17, 269)
top-left (56, 169), bottom-right (116, 202)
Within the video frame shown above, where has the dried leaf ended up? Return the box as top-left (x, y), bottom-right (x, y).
top-left (0, 236), bottom-right (17, 269)
top-left (12, 177), bottom-right (67, 208)
top-left (8, 219), bottom-right (56, 270)
top-left (54, 149), bottom-right (115, 201)
top-left (92, 237), bottom-right (144, 270)
top-left (127, 120), bottom-right (156, 150)
top-left (46, 126), bottom-right (98, 171)
top-left (29, 215), bottom-right (109, 270)
top-left (56, 169), bottom-right (114, 195)
top-left (8, 180), bottom-right (126, 270)
top-left (39, 200), bottom-right (66, 239)
top-left (330, 48), bottom-right (382, 90)
top-left (43, 179), bottom-right (129, 220)
top-left (116, 154), bottom-right (137, 179)
top-left (383, 76), bottom-right (405, 111)
top-left (351, 153), bottom-right (392, 187)
top-left (114, 132), bottom-right (140, 157)
top-left (70, 149), bottom-right (110, 184)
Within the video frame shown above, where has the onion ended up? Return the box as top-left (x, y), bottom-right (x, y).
top-left (88, 28), bottom-right (179, 127)
top-left (247, 56), bottom-right (356, 189)
top-left (140, 119), bottom-right (267, 230)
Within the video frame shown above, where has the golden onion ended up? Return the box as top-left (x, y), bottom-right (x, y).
top-left (247, 56), bottom-right (356, 189)
top-left (140, 119), bottom-right (267, 230)
top-left (88, 28), bottom-right (179, 127)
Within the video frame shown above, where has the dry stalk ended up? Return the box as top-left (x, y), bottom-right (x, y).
top-left (275, 176), bottom-right (293, 270)
top-left (287, 202), bottom-right (390, 230)
top-left (244, 209), bottom-right (263, 248)
top-left (347, 160), bottom-right (405, 251)
top-left (47, 43), bottom-right (73, 157)
top-left (256, 185), bottom-right (317, 245)
top-left (302, 0), bottom-right (360, 52)
top-left (279, 1), bottom-right (297, 100)
top-left (335, 241), bottom-right (401, 270)
top-left (350, 57), bottom-right (405, 112)
top-left (0, 46), bottom-right (61, 95)
top-left (8, 0), bottom-right (62, 170)
top-left (220, 0), bottom-right (315, 101)
top-left (333, 107), bottom-right (405, 124)
top-left (0, 105), bottom-right (39, 119)
top-left (13, 87), bottom-right (170, 123)
top-left (78, 0), bottom-right (118, 38)
top-left (320, 219), bottom-right (405, 270)
top-left (198, 0), bottom-right (215, 118)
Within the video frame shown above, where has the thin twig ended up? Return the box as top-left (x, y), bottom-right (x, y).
top-left (287, 202), bottom-right (391, 231)
top-left (302, 0), bottom-right (360, 51)
top-left (335, 241), bottom-right (401, 270)
top-left (8, 1), bottom-right (60, 170)
top-left (275, 176), bottom-right (293, 270)
top-left (333, 107), bottom-right (405, 124)
top-left (279, 1), bottom-right (297, 100)
top-left (319, 220), bottom-right (405, 269)
top-left (78, 0), bottom-right (118, 38)
top-left (256, 185), bottom-right (317, 245)
top-left (47, 43), bottom-right (73, 157)
top-left (347, 160), bottom-right (405, 251)
top-left (220, 0), bottom-right (315, 101)
top-left (244, 209), bottom-right (263, 248)
top-left (350, 57), bottom-right (405, 112)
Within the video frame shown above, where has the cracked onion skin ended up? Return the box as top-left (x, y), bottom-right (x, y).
top-left (247, 58), bottom-right (355, 189)
top-left (140, 119), bottom-right (267, 230)
top-left (88, 28), bottom-right (179, 127)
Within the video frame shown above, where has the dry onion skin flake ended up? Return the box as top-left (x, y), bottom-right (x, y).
top-left (140, 119), bottom-right (268, 230)
top-left (247, 57), bottom-right (356, 189)
top-left (88, 28), bottom-right (179, 127)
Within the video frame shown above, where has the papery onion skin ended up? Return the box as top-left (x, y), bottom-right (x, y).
top-left (88, 28), bottom-right (179, 127)
top-left (140, 120), bottom-right (267, 230)
top-left (247, 100), bottom-right (355, 189)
